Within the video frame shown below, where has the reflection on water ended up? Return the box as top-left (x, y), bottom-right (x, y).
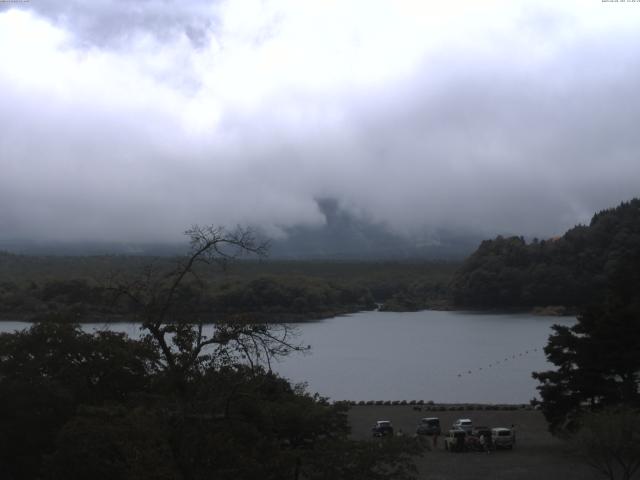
top-left (0, 310), bottom-right (574, 404)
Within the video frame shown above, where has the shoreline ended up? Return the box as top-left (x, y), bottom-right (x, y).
top-left (0, 304), bottom-right (577, 324)
top-left (338, 400), bottom-right (534, 410)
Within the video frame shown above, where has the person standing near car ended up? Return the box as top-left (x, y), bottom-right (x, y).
top-left (480, 433), bottom-right (489, 454)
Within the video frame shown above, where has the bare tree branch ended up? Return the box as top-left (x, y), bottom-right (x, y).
top-left (102, 224), bottom-right (301, 394)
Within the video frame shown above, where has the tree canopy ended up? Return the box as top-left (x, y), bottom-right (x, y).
top-left (450, 198), bottom-right (640, 309)
top-left (532, 296), bottom-right (640, 433)
top-left (532, 226), bottom-right (640, 433)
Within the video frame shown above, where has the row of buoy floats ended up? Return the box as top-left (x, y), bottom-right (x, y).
top-left (456, 348), bottom-right (540, 377)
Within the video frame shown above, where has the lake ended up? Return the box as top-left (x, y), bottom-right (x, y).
top-left (0, 310), bottom-right (574, 404)
top-left (277, 310), bottom-right (574, 404)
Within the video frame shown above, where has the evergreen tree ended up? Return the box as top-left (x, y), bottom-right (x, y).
top-left (533, 283), bottom-right (640, 433)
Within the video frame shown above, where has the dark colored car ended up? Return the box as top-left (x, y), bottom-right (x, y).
top-left (372, 420), bottom-right (394, 437)
top-left (416, 417), bottom-right (441, 436)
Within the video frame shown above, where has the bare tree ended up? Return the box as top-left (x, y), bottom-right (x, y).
top-left (107, 225), bottom-right (305, 392)
top-left (105, 225), bottom-right (312, 480)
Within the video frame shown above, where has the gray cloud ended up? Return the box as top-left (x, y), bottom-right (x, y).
top-left (1, 0), bottom-right (222, 48)
top-left (1, 1), bottom-right (639, 245)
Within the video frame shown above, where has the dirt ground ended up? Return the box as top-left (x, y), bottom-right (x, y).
top-left (348, 405), bottom-right (601, 480)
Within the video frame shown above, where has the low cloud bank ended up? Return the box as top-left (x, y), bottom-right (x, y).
top-left (1, 1), bottom-right (639, 244)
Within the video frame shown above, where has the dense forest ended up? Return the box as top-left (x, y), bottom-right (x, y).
top-left (450, 199), bottom-right (640, 311)
top-left (0, 254), bottom-right (456, 322)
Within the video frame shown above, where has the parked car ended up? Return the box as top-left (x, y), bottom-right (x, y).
top-left (444, 429), bottom-right (467, 452)
top-left (372, 420), bottom-right (394, 437)
top-left (452, 418), bottom-right (473, 434)
top-left (491, 427), bottom-right (514, 449)
top-left (416, 417), bottom-right (441, 436)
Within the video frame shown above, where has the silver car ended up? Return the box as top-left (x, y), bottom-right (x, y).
top-left (452, 418), bottom-right (473, 434)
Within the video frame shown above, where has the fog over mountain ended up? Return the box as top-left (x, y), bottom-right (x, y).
top-left (0, 198), bottom-right (483, 259)
top-left (267, 198), bottom-right (484, 260)
top-left (1, 1), bottom-right (639, 252)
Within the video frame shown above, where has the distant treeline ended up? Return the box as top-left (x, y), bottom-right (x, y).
top-left (8, 199), bottom-right (637, 320)
top-left (0, 256), bottom-right (457, 321)
top-left (450, 199), bottom-right (640, 310)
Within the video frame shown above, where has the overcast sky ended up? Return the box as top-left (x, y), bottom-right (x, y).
top-left (1, 0), bottom-right (639, 244)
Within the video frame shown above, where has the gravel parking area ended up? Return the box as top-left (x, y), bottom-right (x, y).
top-left (348, 405), bottom-right (600, 480)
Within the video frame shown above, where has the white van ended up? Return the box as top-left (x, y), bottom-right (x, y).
top-left (491, 427), bottom-right (514, 449)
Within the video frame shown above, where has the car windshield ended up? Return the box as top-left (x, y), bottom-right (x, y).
top-left (498, 431), bottom-right (511, 436)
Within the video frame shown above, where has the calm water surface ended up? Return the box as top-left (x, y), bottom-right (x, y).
top-left (276, 310), bottom-right (574, 404)
top-left (0, 310), bottom-right (574, 404)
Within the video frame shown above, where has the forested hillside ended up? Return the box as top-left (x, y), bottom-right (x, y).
top-left (450, 199), bottom-right (640, 310)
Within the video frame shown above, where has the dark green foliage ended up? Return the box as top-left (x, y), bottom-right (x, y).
top-left (0, 323), bottom-right (158, 479)
top-left (0, 258), bottom-right (457, 321)
top-left (532, 266), bottom-right (640, 433)
top-left (39, 279), bottom-right (104, 305)
top-left (47, 409), bottom-right (130, 480)
top-left (0, 322), bottom-right (422, 480)
top-left (451, 199), bottom-right (640, 309)
top-left (0, 323), bottom-right (158, 405)
top-left (379, 280), bottom-right (449, 311)
top-left (0, 378), bottom-right (74, 480)
top-left (570, 407), bottom-right (640, 480)
top-left (211, 275), bottom-right (376, 319)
